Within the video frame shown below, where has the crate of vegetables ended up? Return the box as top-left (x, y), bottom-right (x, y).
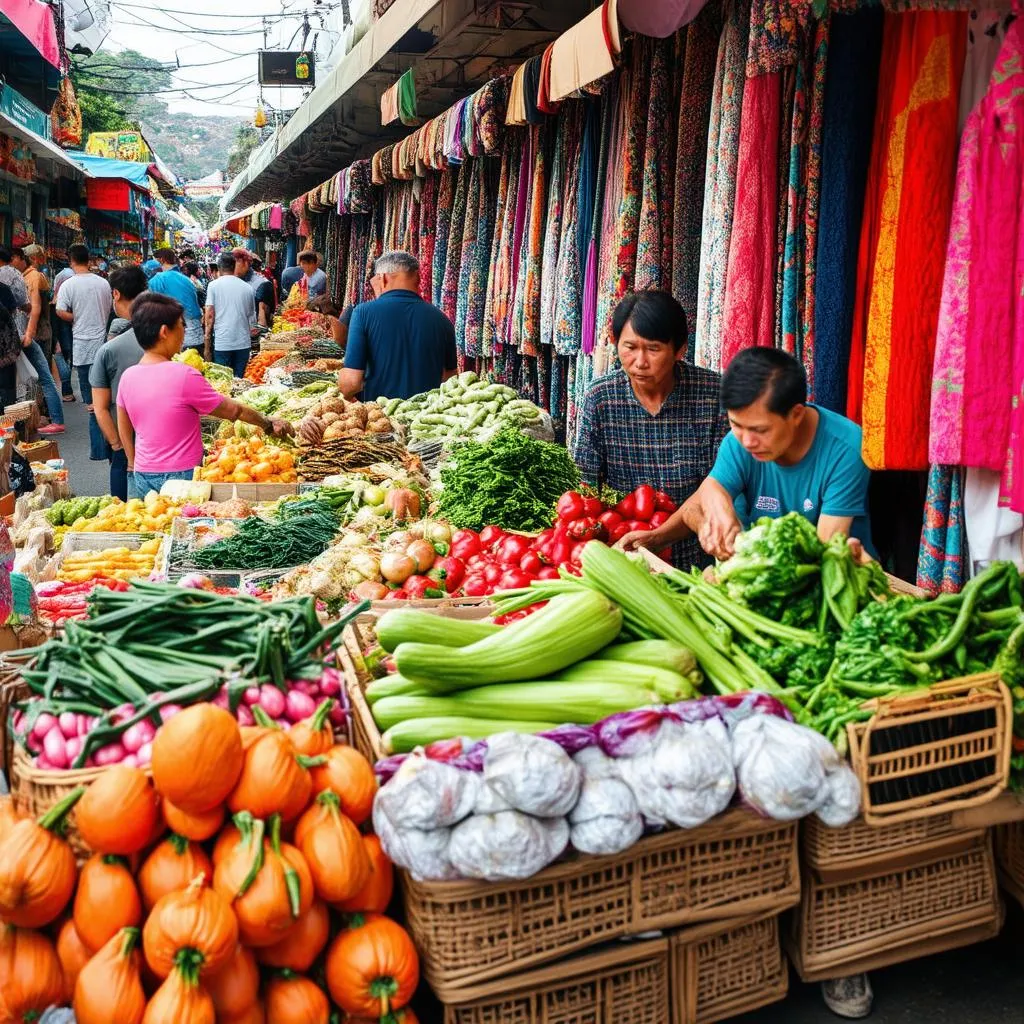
top-left (845, 673), bottom-right (1012, 826)
top-left (47, 533), bottom-right (169, 584)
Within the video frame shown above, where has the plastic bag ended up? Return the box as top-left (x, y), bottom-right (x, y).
top-left (816, 762), bottom-right (861, 827)
top-left (373, 752), bottom-right (479, 830)
top-left (569, 776), bottom-right (643, 856)
top-left (483, 732), bottom-right (581, 818)
top-left (617, 717), bottom-right (736, 829)
top-left (731, 714), bottom-right (859, 824)
top-left (372, 801), bottom-right (457, 881)
top-left (448, 811), bottom-right (569, 881)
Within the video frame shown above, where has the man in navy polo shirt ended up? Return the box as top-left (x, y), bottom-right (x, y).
top-left (339, 251), bottom-right (457, 402)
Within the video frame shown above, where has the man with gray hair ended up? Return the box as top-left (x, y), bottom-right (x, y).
top-left (340, 250), bottom-right (457, 401)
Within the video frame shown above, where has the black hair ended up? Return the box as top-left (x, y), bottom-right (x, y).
top-left (0, 248), bottom-right (10, 264)
top-left (8, 247), bottom-right (24, 263)
top-left (183, 261), bottom-right (200, 277)
top-left (153, 246), bottom-right (177, 264)
top-left (130, 293), bottom-right (184, 350)
top-left (68, 243), bottom-right (90, 266)
top-left (109, 266), bottom-right (148, 302)
top-left (218, 253), bottom-right (236, 274)
top-left (611, 290), bottom-right (687, 352)
top-left (307, 294), bottom-right (340, 318)
top-left (721, 348), bottom-right (807, 416)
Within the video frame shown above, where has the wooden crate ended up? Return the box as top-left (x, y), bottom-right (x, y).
top-left (846, 673), bottom-right (1011, 825)
top-left (788, 833), bottom-right (1002, 981)
top-left (994, 819), bottom-right (1024, 909)
top-left (433, 939), bottom-right (670, 1024)
top-left (670, 912), bottom-right (788, 1024)
top-left (402, 807), bottom-right (799, 991)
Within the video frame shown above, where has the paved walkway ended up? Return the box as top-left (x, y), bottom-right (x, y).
top-left (54, 390), bottom-right (111, 497)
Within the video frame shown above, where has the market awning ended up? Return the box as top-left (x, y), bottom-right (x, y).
top-left (0, 0), bottom-right (61, 111)
top-left (66, 152), bottom-right (155, 187)
top-left (224, 0), bottom-right (592, 208)
top-left (0, 99), bottom-right (91, 180)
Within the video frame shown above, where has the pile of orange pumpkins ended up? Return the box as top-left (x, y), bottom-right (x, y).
top-left (0, 700), bottom-right (421, 1023)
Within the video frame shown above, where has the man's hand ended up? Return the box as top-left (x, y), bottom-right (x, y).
top-left (697, 510), bottom-right (742, 562)
top-left (20, 334), bottom-right (30, 349)
top-left (269, 418), bottom-right (294, 438)
top-left (617, 529), bottom-right (665, 553)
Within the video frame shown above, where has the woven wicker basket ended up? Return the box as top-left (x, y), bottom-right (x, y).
top-left (433, 938), bottom-right (671, 1024)
top-left (846, 673), bottom-right (1011, 825)
top-left (788, 833), bottom-right (1002, 981)
top-left (0, 673), bottom-right (29, 781)
top-left (402, 807), bottom-right (799, 990)
top-left (670, 912), bottom-right (788, 1024)
top-left (994, 819), bottom-right (1024, 908)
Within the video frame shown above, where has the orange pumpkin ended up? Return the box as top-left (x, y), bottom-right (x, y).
top-left (151, 703), bottom-right (243, 814)
top-left (334, 835), bottom-right (394, 915)
top-left (204, 943), bottom-right (259, 1018)
top-left (294, 790), bottom-right (370, 903)
top-left (162, 800), bottom-right (224, 842)
top-left (0, 794), bottom-right (22, 842)
top-left (257, 899), bottom-right (330, 972)
top-left (73, 853), bottom-right (143, 952)
top-left (56, 918), bottom-right (92, 1003)
top-left (264, 972), bottom-right (330, 1024)
top-left (219, 1001), bottom-right (265, 1024)
top-left (288, 698), bottom-right (336, 756)
top-left (73, 926), bottom-right (146, 1024)
top-left (310, 745), bottom-right (376, 825)
top-left (346, 1010), bottom-right (420, 1024)
top-left (213, 813), bottom-right (313, 948)
top-left (142, 962), bottom-right (215, 1024)
top-left (0, 922), bottom-right (64, 1022)
top-left (325, 914), bottom-right (419, 1018)
top-left (227, 729), bottom-right (314, 821)
top-left (0, 785), bottom-right (83, 927)
top-left (212, 823), bottom-right (243, 867)
top-left (142, 874), bottom-right (238, 980)
top-left (76, 765), bottom-right (159, 856)
top-left (138, 835), bottom-right (213, 912)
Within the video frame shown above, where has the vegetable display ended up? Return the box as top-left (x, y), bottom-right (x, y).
top-left (298, 437), bottom-right (415, 482)
top-left (198, 435), bottom-right (297, 485)
top-left (57, 537), bottom-right (165, 583)
top-left (175, 348), bottom-right (233, 395)
top-left (45, 495), bottom-right (117, 527)
top-left (379, 371), bottom-right (544, 443)
top-left (435, 428), bottom-right (580, 532)
top-left (49, 494), bottom-right (183, 535)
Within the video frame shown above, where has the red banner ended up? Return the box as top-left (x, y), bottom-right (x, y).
top-left (86, 178), bottom-right (130, 212)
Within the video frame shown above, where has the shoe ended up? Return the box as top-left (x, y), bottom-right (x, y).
top-left (37, 424), bottom-right (65, 435)
top-left (822, 974), bottom-right (873, 1019)
top-left (62, 394), bottom-right (76, 403)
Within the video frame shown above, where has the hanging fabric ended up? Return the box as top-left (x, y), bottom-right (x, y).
top-left (507, 62), bottom-right (528, 126)
top-left (916, 464), bottom-right (966, 594)
top-left (418, 171), bottom-right (438, 301)
top-left (594, 71), bottom-right (626, 356)
top-left (695, 0), bottom-right (751, 370)
top-left (618, 0), bottom-right (712, 37)
top-left (440, 162), bottom-right (470, 324)
top-left (483, 133), bottom-right (521, 354)
top-left (847, 9), bottom-right (968, 471)
top-left (548, 0), bottom-right (621, 102)
top-left (455, 160), bottom-right (484, 354)
top-left (511, 125), bottom-right (548, 356)
top-left (432, 168), bottom-right (456, 307)
top-left (580, 86), bottom-right (611, 358)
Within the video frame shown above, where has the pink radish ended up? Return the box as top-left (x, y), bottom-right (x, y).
top-left (93, 742), bottom-right (126, 767)
top-left (43, 728), bottom-right (68, 769)
top-left (111, 703), bottom-right (135, 724)
top-left (66, 737), bottom-right (82, 762)
top-left (31, 713), bottom-right (56, 742)
top-left (328, 703), bottom-right (346, 726)
top-left (285, 690), bottom-right (317, 723)
top-left (257, 685), bottom-right (286, 720)
top-left (319, 670), bottom-right (341, 697)
top-left (158, 704), bottom-right (183, 722)
top-left (290, 679), bottom-right (317, 697)
top-left (122, 720), bottom-right (156, 754)
top-left (136, 742), bottom-right (153, 765)
top-left (58, 712), bottom-right (77, 739)
top-left (212, 691), bottom-right (230, 710)
top-left (35, 755), bottom-right (54, 770)
top-left (236, 705), bottom-right (255, 727)
top-left (243, 686), bottom-right (261, 706)
top-left (121, 754), bottom-right (139, 768)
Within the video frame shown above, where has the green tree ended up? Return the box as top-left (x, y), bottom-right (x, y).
top-left (73, 83), bottom-right (134, 137)
top-left (227, 125), bottom-right (260, 177)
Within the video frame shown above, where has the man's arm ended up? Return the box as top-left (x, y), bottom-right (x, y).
top-left (92, 387), bottom-right (121, 449)
top-left (209, 397), bottom-right (293, 438)
top-left (204, 306), bottom-right (215, 361)
top-left (55, 307), bottom-right (73, 322)
top-left (23, 281), bottom-right (41, 342)
top-left (55, 283), bottom-right (74, 323)
top-left (117, 405), bottom-right (135, 468)
top-left (339, 368), bottom-right (365, 399)
top-left (817, 515), bottom-right (855, 544)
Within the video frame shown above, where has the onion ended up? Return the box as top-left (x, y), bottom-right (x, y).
top-left (31, 713), bottom-right (56, 742)
top-left (349, 551), bottom-right (380, 580)
top-left (285, 690), bottom-right (317, 723)
top-left (352, 580), bottom-right (388, 601)
top-left (380, 552), bottom-right (416, 584)
top-left (406, 539), bottom-right (436, 573)
top-left (258, 685), bottom-right (287, 720)
top-left (319, 672), bottom-right (341, 697)
top-left (290, 679), bottom-right (318, 697)
top-left (93, 742), bottom-right (126, 767)
top-left (328, 703), bottom-right (346, 726)
top-left (58, 712), bottom-right (77, 739)
top-left (383, 530), bottom-right (411, 552)
top-left (243, 686), bottom-right (262, 706)
top-left (424, 520), bottom-right (452, 545)
top-left (236, 705), bottom-right (255, 727)
top-left (43, 728), bottom-right (68, 769)
top-left (136, 742), bottom-right (153, 765)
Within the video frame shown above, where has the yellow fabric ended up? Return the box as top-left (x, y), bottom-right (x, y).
top-left (506, 62), bottom-right (528, 125)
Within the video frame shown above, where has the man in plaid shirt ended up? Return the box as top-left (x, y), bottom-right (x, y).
top-left (574, 291), bottom-right (727, 569)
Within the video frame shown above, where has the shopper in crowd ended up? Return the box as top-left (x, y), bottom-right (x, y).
top-left (0, 248), bottom-right (29, 317)
top-left (306, 295), bottom-right (349, 350)
top-left (12, 245), bottom-right (65, 436)
top-left (141, 258), bottom-right (160, 280)
top-left (54, 243), bottom-right (112, 452)
top-left (184, 261), bottom-right (206, 308)
top-left (573, 291), bottom-right (727, 570)
top-left (147, 247), bottom-right (204, 353)
top-left (205, 252), bottom-right (256, 377)
top-left (231, 248), bottom-right (274, 328)
top-left (207, 261), bottom-right (219, 282)
top-left (340, 251), bottom-right (457, 401)
top-left (49, 263), bottom-right (75, 401)
top-left (279, 258), bottom-right (303, 300)
top-left (90, 265), bottom-right (148, 501)
top-left (0, 283), bottom-right (21, 407)
top-left (117, 293), bottom-right (293, 497)
top-left (621, 346), bottom-right (874, 562)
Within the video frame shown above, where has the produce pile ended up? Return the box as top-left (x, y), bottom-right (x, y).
top-left (379, 371), bottom-right (545, 444)
top-left (36, 577), bottom-right (130, 626)
top-left (56, 538), bottom-right (165, 584)
top-left (0, 702), bottom-right (420, 1022)
top-left (174, 348), bottom-right (233, 395)
top-left (434, 429), bottom-right (580, 533)
top-left (298, 438), bottom-right (415, 483)
top-left (53, 494), bottom-right (185, 539)
top-left (45, 496), bottom-right (117, 528)
top-left (12, 582), bottom-right (361, 770)
top-left (243, 349), bottom-right (289, 384)
top-left (243, 380), bottom-right (341, 422)
top-left (198, 434), bottom-right (297, 485)
top-left (294, 396), bottom-right (395, 445)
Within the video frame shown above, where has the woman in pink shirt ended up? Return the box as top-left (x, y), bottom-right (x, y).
top-left (117, 293), bottom-right (292, 498)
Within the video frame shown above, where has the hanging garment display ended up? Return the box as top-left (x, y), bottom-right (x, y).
top-left (483, 133), bottom-right (522, 354)
top-left (548, 0), bottom-right (621, 102)
top-left (511, 125), bottom-right (548, 357)
top-left (847, 9), bottom-right (968, 471)
top-left (618, 0), bottom-right (712, 37)
top-left (440, 162), bottom-right (470, 325)
top-left (917, 464), bottom-right (966, 593)
top-left (813, 7), bottom-right (884, 414)
top-left (431, 168), bottom-right (456, 308)
top-left (582, 79), bottom-right (616, 358)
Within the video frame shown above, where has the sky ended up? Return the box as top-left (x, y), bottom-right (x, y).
top-left (99, 0), bottom-right (353, 118)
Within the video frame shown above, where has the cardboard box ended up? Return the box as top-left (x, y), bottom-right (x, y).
top-left (207, 483), bottom-right (299, 502)
top-left (18, 440), bottom-right (59, 463)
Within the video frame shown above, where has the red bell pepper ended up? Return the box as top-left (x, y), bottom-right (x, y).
top-left (649, 511), bottom-right (670, 529)
top-left (566, 517), bottom-right (605, 542)
top-left (615, 493), bottom-right (637, 519)
top-left (556, 491), bottom-right (586, 522)
top-left (382, 589), bottom-right (408, 601)
top-left (479, 525), bottom-right (506, 548)
top-left (625, 520), bottom-right (653, 533)
top-left (519, 550), bottom-right (544, 576)
top-left (429, 556), bottom-right (466, 593)
top-left (497, 534), bottom-right (533, 565)
top-left (632, 484), bottom-right (656, 522)
top-left (657, 548), bottom-right (673, 563)
top-left (462, 575), bottom-right (491, 597)
top-left (569, 541), bottom-right (589, 565)
top-left (451, 529), bottom-right (482, 560)
top-left (535, 565), bottom-right (561, 580)
top-left (598, 510), bottom-right (624, 533)
top-left (654, 490), bottom-right (677, 513)
top-left (404, 575), bottom-right (445, 599)
top-left (548, 532), bottom-right (572, 567)
top-left (499, 568), bottom-right (534, 590)
top-left (607, 522), bottom-right (632, 544)
top-left (581, 496), bottom-right (604, 518)
top-left (482, 563), bottom-right (503, 585)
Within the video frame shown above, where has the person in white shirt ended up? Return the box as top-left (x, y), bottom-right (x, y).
top-left (204, 252), bottom-right (256, 378)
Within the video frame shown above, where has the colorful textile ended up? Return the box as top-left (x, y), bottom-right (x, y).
top-left (483, 135), bottom-right (520, 354)
top-left (431, 169), bottom-right (456, 308)
top-left (511, 125), bottom-right (548, 356)
top-left (618, 0), bottom-right (711, 37)
top-left (551, 105), bottom-right (588, 356)
top-left (507, 62), bottom-right (528, 125)
top-left (847, 10), bottom-right (967, 471)
top-left (523, 55), bottom-right (544, 124)
top-left (929, 21), bottom-right (1024, 505)
top-left (440, 162), bottom-right (470, 325)
top-left (813, 7), bottom-right (884, 414)
top-left (695, 0), bottom-right (750, 370)
top-left (672, 1), bottom-right (722, 358)
top-left (537, 44), bottom-right (560, 116)
top-left (540, 106), bottom-right (573, 350)
top-left (417, 171), bottom-right (438, 302)
top-left (594, 69), bottom-right (626, 353)
top-left (473, 76), bottom-right (509, 154)
top-left (548, 1), bottom-right (619, 103)
top-left (779, 48), bottom-right (808, 362)
top-left (916, 464), bottom-right (966, 594)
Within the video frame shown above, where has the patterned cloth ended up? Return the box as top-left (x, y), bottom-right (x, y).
top-left (847, 9), bottom-right (968, 471)
top-left (916, 463), bottom-right (966, 594)
top-left (574, 362), bottom-right (728, 569)
top-left (483, 134), bottom-right (522, 354)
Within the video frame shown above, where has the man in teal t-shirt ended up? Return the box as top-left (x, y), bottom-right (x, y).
top-left (621, 347), bottom-right (874, 561)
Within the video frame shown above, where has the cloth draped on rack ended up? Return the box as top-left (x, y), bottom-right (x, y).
top-left (483, 133), bottom-right (522, 354)
top-left (930, 19), bottom-right (1024, 510)
top-left (618, 0), bottom-right (712, 37)
top-left (431, 169), bottom-right (456, 308)
top-left (846, 9), bottom-right (968, 471)
top-left (440, 162), bottom-right (470, 325)
top-left (916, 464), bottom-right (966, 594)
top-left (511, 125), bottom-right (548, 357)
top-left (548, 0), bottom-right (621, 102)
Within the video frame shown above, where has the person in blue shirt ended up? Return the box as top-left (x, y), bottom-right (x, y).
top-left (147, 247), bottom-right (204, 351)
top-left (621, 347), bottom-right (874, 561)
top-left (340, 251), bottom-right (457, 402)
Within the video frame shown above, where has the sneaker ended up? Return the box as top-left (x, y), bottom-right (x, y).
top-left (822, 974), bottom-right (874, 1019)
top-left (62, 394), bottom-right (76, 403)
top-left (37, 424), bottom-right (65, 435)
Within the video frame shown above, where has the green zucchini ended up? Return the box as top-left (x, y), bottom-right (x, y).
top-left (375, 609), bottom-right (500, 653)
top-left (594, 640), bottom-right (697, 678)
top-left (382, 717), bottom-right (560, 754)
top-left (555, 660), bottom-right (695, 702)
top-left (364, 674), bottom-right (428, 704)
top-left (393, 591), bottom-right (622, 692)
